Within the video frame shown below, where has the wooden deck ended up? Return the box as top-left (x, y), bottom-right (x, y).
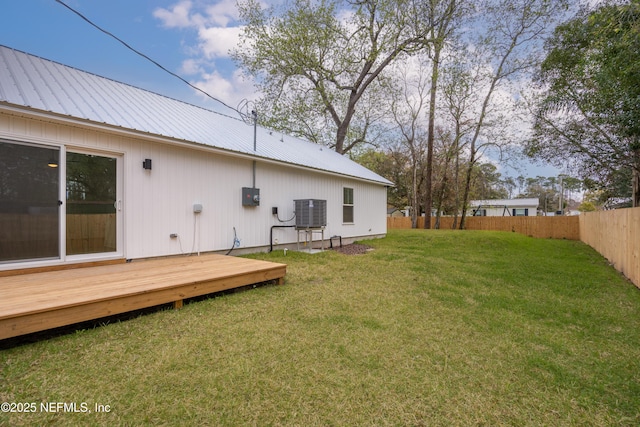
top-left (0, 254), bottom-right (286, 340)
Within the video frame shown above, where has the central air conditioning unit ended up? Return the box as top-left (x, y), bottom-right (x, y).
top-left (294, 199), bottom-right (327, 228)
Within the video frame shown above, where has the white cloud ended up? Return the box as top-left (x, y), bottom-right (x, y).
top-left (192, 68), bottom-right (257, 108)
top-left (204, 0), bottom-right (240, 27)
top-left (153, 0), bottom-right (194, 29)
top-left (153, 0), bottom-right (253, 109)
top-left (198, 26), bottom-right (242, 58)
top-left (195, 71), bottom-right (233, 101)
top-left (154, 1), bottom-right (245, 61)
top-left (154, 0), bottom-right (241, 30)
top-left (180, 58), bottom-right (203, 75)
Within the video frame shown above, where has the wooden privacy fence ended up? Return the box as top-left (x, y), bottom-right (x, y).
top-left (387, 216), bottom-right (580, 240)
top-left (388, 208), bottom-right (640, 288)
top-left (580, 207), bottom-right (640, 289)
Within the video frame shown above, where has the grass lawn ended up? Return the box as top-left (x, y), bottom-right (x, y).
top-left (1, 229), bottom-right (640, 426)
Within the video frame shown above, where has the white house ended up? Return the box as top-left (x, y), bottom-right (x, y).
top-left (0, 45), bottom-right (392, 271)
top-left (469, 198), bottom-right (539, 217)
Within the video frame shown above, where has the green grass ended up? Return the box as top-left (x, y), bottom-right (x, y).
top-left (1, 230), bottom-right (640, 426)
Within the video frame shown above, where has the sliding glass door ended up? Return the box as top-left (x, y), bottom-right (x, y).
top-left (0, 140), bottom-right (123, 265)
top-left (66, 151), bottom-right (121, 257)
top-left (0, 140), bottom-right (60, 262)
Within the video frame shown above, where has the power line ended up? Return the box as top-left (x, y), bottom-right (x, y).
top-left (54, 0), bottom-right (241, 116)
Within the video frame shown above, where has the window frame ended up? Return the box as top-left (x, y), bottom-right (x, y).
top-left (343, 187), bottom-right (354, 224)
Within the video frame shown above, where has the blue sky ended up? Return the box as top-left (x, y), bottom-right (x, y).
top-left (0, 0), bottom-right (251, 114)
top-left (1, 0), bottom-right (560, 181)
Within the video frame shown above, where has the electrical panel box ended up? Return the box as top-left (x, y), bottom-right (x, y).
top-left (242, 187), bottom-right (260, 206)
top-left (294, 199), bottom-right (327, 228)
top-left (193, 203), bottom-right (203, 213)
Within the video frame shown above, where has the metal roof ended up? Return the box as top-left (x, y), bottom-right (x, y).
top-left (470, 198), bottom-right (539, 207)
top-left (0, 45), bottom-right (392, 186)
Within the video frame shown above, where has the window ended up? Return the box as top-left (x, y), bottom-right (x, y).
top-left (474, 209), bottom-right (487, 217)
top-left (343, 187), bottom-right (354, 223)
top-left (512, 208), bottom-right (529, 216)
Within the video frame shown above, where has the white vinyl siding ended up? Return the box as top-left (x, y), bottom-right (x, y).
top-left (0, 113), bottom-right (388, 265)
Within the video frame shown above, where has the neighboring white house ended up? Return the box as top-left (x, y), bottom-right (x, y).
top-left (469, 198), bottom-right (539, 217)
top-left (0, 45), bottom-right (392, 271)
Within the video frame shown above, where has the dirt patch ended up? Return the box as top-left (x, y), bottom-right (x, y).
top-left (331, 243), bottom-right (374, 255)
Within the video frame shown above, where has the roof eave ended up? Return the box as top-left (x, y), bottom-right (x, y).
top-left (0, 103), bottom-right (393, 187)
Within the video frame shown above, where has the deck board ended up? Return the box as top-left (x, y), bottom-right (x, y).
top-left (0, 254), bottom-right (286, 340)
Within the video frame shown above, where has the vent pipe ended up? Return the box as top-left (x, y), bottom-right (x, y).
top-left (252, 109), bottom-right (257, 188)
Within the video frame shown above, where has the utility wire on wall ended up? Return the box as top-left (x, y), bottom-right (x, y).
top-left (54, 0), bottom-right (241, 118)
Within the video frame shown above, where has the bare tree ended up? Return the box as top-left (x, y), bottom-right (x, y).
top-left (422, 0), bottom-right (470, 229)
top-left (438, 57), bottom-right (477, 228)
top-left (457, 0), bottom-right (569, 229)
top-left (432, 126), bottom-right (458, 228)
top-left (387, 57), bottom-right (430, 228)
top-left (233, 0), bottom-right (440, 154)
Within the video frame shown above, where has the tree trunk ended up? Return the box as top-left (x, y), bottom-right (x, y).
top-left (459, 170), bottom-right (472, 230)
top-left (423, 48), bottom-right (441, 229)
top-left (434, 144), bottom-right (455, 230)
top-left (459, 151), bottom-right (475, 230)
top-left (334, 93), bottom-right (359, 155)
top-left (452, 150), bottom-right (460, 229)
top-left (434, 176), bottom-right (446, 230)
top-left (411, 158), bottom-right (418, 228)
top-left (335, 118), bottom-right (350, 155)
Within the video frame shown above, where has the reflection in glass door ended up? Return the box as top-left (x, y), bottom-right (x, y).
top-left (0, 140), bottom-right (60, 262)
top-left (66, 152), bottom-right (118, 255)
